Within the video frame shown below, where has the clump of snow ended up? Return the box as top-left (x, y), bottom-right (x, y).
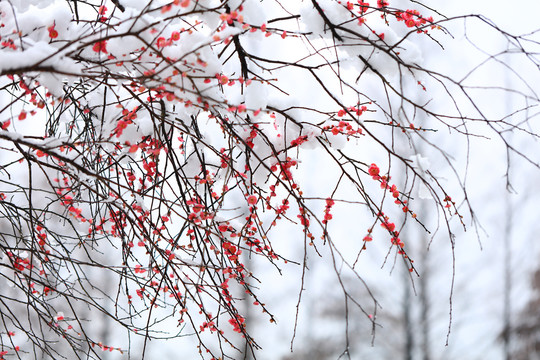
top-left (239, 0), bottom-right (267, 27)
top-left (299, 1), bottom-right (327, 36)
top-left (245, 81), bottom-right (269, 111)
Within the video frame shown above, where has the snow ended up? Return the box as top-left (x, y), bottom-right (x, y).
top-left (0, 2), bottom-right (71, 33)
top-left (0, 42), bottom-right (65, 73)
top-left (244, 81), bottom-right (269, 111)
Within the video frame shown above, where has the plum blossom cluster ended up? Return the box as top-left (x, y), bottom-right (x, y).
top-left (323, 198), bottom-right (335, 224)
top-left (364, 163), bottom-right (420, 270)
top-left (395, 9), bottom-right (435, 30)
top-left (334, 0), bottom-right (436, 36)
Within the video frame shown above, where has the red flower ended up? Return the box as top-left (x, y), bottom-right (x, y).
top-left (359, 1), bottom-right (369, 13)
top-left (156, 37), bottom-right (167, 48)
top-left (368, 163), bottom-right (379, 177)
top-left (92, 40), bottom-right (108, 53)
top-left (291, 135), bottom-right (308, 147)
top-left (48, 25), bottom-right (58, 39)
top-left (247, 195), bottom-right (257, 205)
top-left (381, 221), bottom-right (395, 232)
